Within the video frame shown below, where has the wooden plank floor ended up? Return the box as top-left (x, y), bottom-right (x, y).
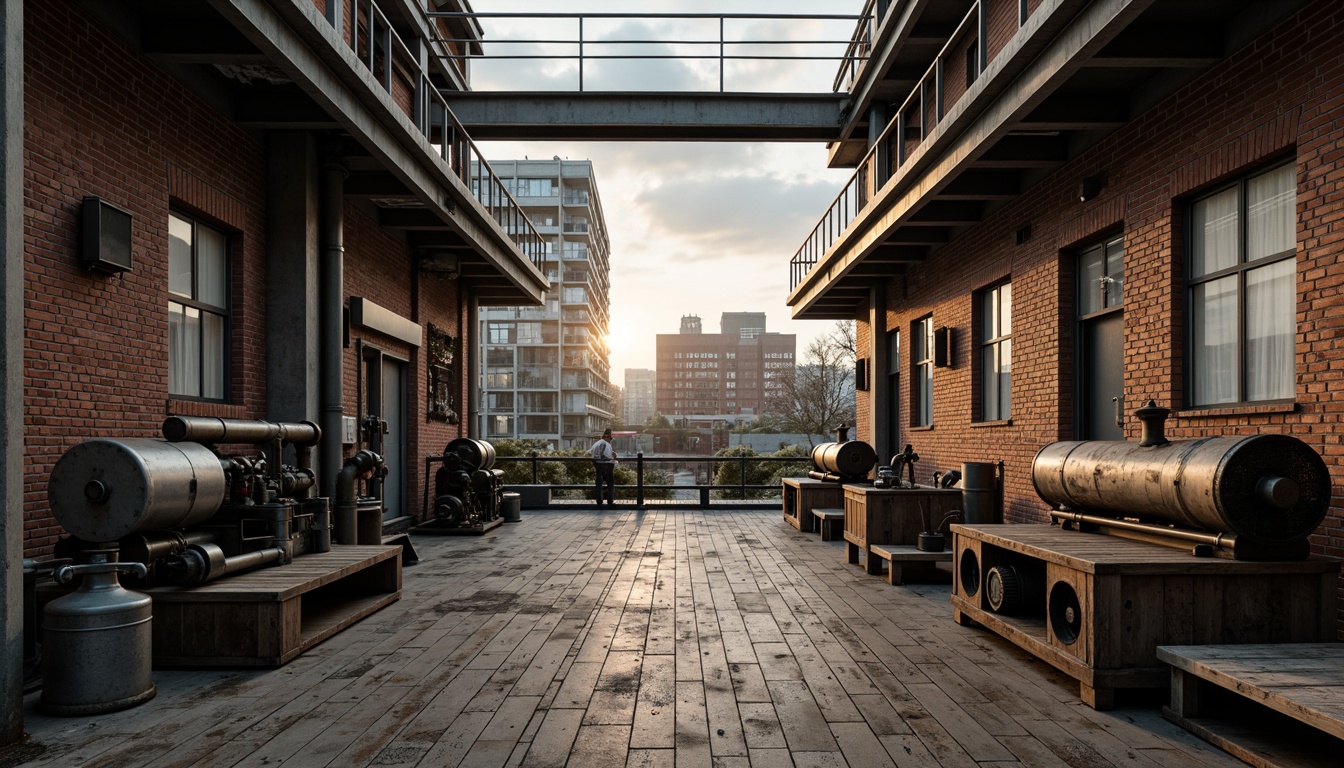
top-left (16, 510), bottom-right (1245, 768)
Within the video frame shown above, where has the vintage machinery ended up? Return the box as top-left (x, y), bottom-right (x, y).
top-left (47, 417), bottom-right (360, 587)
top-left (890, 444), bottom-right (920, 487)
top-left (1032, 401), bottom-right (1331, 559)
top-left (431, 438), bottom-right (505, 529)
top-left (950, 403), bottom-right (1338, 709)
top-left (808, 425), bottom-right (877, 483)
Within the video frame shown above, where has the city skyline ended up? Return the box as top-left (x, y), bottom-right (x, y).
top-left (471, 0), bottom-right (858, 380)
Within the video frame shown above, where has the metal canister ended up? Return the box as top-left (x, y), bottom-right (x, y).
top-left (961, 462), bottom-right (1000, 524)
top-left (40, 552), bottom-right (155, 716)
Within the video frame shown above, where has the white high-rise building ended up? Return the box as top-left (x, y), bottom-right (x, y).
top-left (478, 159), bottom-right (614, 449)
top-left (623, 368), bottom-right (656, 427)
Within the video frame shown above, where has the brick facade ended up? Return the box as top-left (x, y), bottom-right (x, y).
top-left (21, 1), bottom-right (466, 555)
top-left (857, 1), bottom-right (1344, 629)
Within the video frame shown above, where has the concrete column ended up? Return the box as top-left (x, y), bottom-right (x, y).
top-left (1, 0), bottom-right (22, 744)
top-left (868, 102), bottom-right (891, 189)
top-left (869, 285), bottom-right (891, 463)
top-left (467, 296), bottom-right (479, 438)
top-left (266, 133), bottom-right (321, 433)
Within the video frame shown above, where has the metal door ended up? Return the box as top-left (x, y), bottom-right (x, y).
top-left (1077, 236), bottom-right (1125, 440)
top-left (380, 357), bottom-right (407, 521)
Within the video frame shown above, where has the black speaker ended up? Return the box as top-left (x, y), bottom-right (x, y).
top-left (81, 197), bottom-right (133, 275)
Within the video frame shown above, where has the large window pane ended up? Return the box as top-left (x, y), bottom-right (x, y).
top-left (1104, 238), bottom-right (1124, 307)
top-left (1247, 164), bottom-right (1295, 262)
top-left (202, 312), bottom-right (225, 399)
top-left (1079, 246), bottom-right (1104, 315)
top-left (1245, 260), bottom-right (1295, 400)
top-left (168, 215), bottom-right (193, 298)
top-left (1192, 276), bottom-right (1238, 405)
top-left (169, 302), bottom-right (201, 398)
top-left (1190, 187), bottom-right (1239, 278)
top-left (197, 225), bottom-right (228, 308)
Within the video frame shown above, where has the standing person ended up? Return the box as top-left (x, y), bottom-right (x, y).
top-left (590, 428), bottom-right (617, 506)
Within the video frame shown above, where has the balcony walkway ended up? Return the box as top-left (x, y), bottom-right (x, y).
top-left (16, 509), bottom-right (1240, 768)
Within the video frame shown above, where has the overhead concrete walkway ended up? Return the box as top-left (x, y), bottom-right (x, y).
top-left (13, 509), bottom-right (1241, 767)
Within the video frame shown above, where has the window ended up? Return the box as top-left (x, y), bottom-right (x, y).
top-left (913, 317), bottom-right (934, 426)
top-left (979, 281), bottom-right (1012, 420)
top-left (168, 212), bottom-right (229, 399)
top-left (1188, 162), bottom-right (1296, 405)
top-left (1080, 236), bottom-right (1125, 316)
top-left (487, 322), bottom-right (513, 344)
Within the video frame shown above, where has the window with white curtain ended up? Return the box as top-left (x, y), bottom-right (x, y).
top-left (168, 212), bottom-right (229, 400)
top-left (1188, 162), bottom-right (1296, 405)
top-left (913, 316), bottom-right (934, 426)
top-left (978, 281), bottom-right (1012, 421)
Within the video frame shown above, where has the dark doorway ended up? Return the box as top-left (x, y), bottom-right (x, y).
top-left (1077, 236), bottom-right (1125, 440)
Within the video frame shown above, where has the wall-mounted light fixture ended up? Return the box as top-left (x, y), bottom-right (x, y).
top-left (1078, 174), bottom-right (1107, 203)
top-left (933, 326), bottom-right (952, 367)
top-left (81, 196), bottom-right (133, 274)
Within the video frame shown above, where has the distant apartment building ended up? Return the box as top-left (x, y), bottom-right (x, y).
top-left (655, 313), bottom-right (795, 426)
top-left (478, 159), bottom-right (614, 449)
top-left (623, 369), bottom-right (656, 426)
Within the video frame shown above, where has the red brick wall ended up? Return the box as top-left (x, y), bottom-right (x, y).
top-left (866, 1), bottom-right (1344, 629)
top-left (23, 1), bottom-right (268, 553)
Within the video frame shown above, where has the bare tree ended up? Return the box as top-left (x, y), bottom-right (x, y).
top-left (764, 323), bottom-right (857, 448)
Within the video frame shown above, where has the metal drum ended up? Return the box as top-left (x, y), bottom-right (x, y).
top-left (356, 496), bottom-right (383, 545)
top-left (48, 438), bottom-right (227, 543)
top-left (40, 553), bottom-right (155, 716)
top-left (810, 440), bottom-right (877, 479)
top-left (445, 437), bottom-right (496, 471)
top-left (961, 462), bottom-right (999, 524)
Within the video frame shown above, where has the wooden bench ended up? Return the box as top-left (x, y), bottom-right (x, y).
top-left (867, 544), bottom-right (952, 585)
top-left (1158, 643), bottom-right (1344, 768)
top-left (148, 544), bottom-right (402, 667)
top-left (813, 508), bottom-right (845, 541)
top-left (781, 477), bottom-right (843, 533)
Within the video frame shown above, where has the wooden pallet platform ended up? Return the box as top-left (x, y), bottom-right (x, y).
top-left (813, 507), bottom-right (845, 540)
top-left (412, 517), bottom-right (505, 536)
top-left (867, 543), bottom-right (952, 585)
top-left (950, 524), bottom-right (1339, 710)
top-left (780, 477), bottom-right (842, 533)
top-left (1158, 644), bottom-right (1344, 768)
top-left (148, 544), bottom-right (402, 668)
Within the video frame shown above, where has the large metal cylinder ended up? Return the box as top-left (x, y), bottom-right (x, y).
top-left (48, 438), bottom-right (228, 543)
top-left (40, 556), bottom-right (155, 716)
top-left (810, 440), bottom-right (877, 479)
top-left (1032, 433), bottom-right (1331, 546)
top-left (446, 437), bottom-right (496, 471)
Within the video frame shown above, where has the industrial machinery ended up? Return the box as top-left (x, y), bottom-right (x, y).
top-left (431, 438), bottom-right (505, 529)
top-left (1032, 401), bottom-right (1331, 560)
top-left (46, 416), bottom-right (383, 587)
top-left (808, 425), bottom-right (877, 483)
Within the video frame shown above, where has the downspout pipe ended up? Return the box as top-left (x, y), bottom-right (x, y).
top-left (334, 450), bottom-right (382, 545)
top-left (320, 149), bottom-right (348, 504)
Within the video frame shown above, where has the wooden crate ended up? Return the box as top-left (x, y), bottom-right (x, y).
top-left (842, 485), bottom-right (960, 574)
top-left (149, 545), bottom-right (402, 667)
top-left (781, 477), bottom-right (843, 533)
top-left (950, 524), bottom-right (1339, 710)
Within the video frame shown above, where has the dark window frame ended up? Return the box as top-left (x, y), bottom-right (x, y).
top-left (167, 210), bottom-right (232, 402)
top-left (912, 316), bottom-right (934, 427)
top-left (976, 279), bottom-right (1012, 422)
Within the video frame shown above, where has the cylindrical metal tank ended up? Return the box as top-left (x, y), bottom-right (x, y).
top-left (40, 554), bottom-right (155, 716)
top-left (1032, 433), bottom-right (1331, 546)
top-left (356, 496), bottom-right (383, 545)
top-left (810, 441), bottom-right (877, 479)
top-left (48, 438), bottom-right (228, 543)
top-left (961, 462), bottom-right (1000, 524)
top-left (446, 437), bottom-right (496, 471)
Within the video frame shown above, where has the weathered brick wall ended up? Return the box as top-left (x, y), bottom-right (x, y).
top-left (23, 1), bottom-right (268, 553)
top-left (874, 1), bottom-right (1344, 628)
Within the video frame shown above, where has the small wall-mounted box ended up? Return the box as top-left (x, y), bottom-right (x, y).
top-left (81, 196), bottom-right (134, 275)
top-left (342, 416), bottom-right (358, 445)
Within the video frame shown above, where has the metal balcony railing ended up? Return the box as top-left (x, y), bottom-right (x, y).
top-left (327, 1), bottom-right (546, 273)
top-left (425, 11), bottom-right (868, 93)
top-left (791, 0), bottom-right (1009, 293)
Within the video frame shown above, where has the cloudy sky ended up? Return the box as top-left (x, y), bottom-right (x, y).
top-left (467, 1), bottom-right (862, 384)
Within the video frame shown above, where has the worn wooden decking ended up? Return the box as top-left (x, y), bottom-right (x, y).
top-left (17, 509), bottom-right (1243, 768)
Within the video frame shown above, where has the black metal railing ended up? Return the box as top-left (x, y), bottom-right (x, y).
top-left (423, 453), bottom-right (810, 514)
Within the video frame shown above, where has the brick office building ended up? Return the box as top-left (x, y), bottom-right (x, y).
top-left (787, 0), bottom-right (1344, 626)
top-left (655, 313), bottom-right (796, 427)
top-left (3, 0), bottom-right (548, 738)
